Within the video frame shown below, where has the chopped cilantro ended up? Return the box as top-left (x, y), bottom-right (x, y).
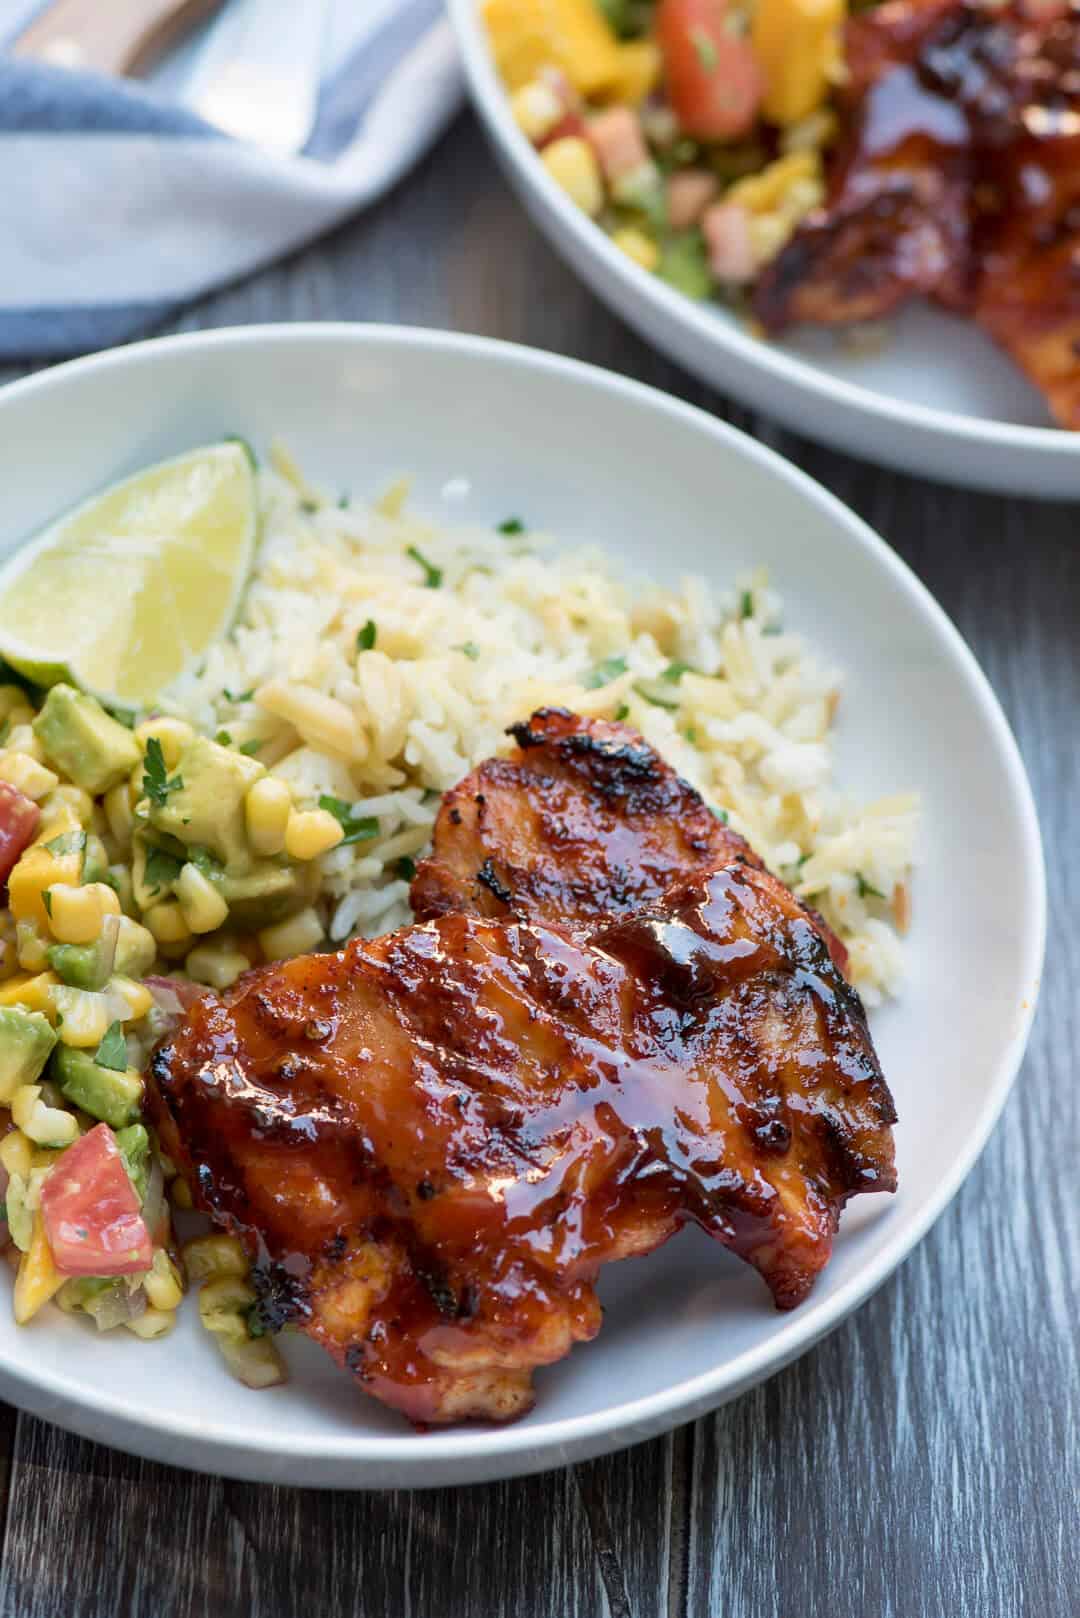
top-left (585, 655), bottom-right (628, 690)
top-left (632, 681), bottom-right (680, 710)
top-left (246, 1305), bottom-right (267, 1339)
top-left (45, 830), bottom-right (86, 859)
top-left (396, 856), bottom-right (417, 882)
top-left (300, 498), bottom-right (319, 515)
top-left (690, 26), bottom-right (719, 70)
top-left (42, 890), bottom-right (52, 918)
top-left (142, 737), bottom-right (183, 808)
top-left (223, 687), bottom-right (254, 704)
top-left (225, 435), bottom-right (257, 471)
top-left (406, 546), bottom-right (443, 589)
top-left (685, 727), bottom-right (698, 744)
top-left (457, 642), bottom-right (481, 661)
top-left (356, 620), bottom-right (377, 652)
top-left (317, 796), bottom-right (380, 847)
top-left (238, 739), bottom-right (263, 757)
top-left (856, 872), bottom-right (886, 900)
top-left (740, 590), bottom-right (754, 620)
top-left (710, 805), bottom-right (730, 824)
top-left (661, 661), bottom-right (694, 683)
top-left (215, 729), bottom-right (233, 748)
top-left (94, 1021), bottom-right (127, 1073)
top-left (497, 517), bottom-right (525, 535)
top-left (614, 703), bottom-right (630, 722)
top-left (144, 847), bottom-right (182, 894)
top-left (338, 491), bottom-right (350, 510)
top-left (189, 846), bottom-right (223, 882)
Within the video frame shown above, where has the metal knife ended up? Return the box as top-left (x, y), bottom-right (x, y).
top-left (184, 0), bottom-right (331, 157)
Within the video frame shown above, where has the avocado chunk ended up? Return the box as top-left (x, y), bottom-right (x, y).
top-left (33, 684), bottom-right (140, 794)
top-left (146, 734), bottom-right (264, 869)
top-left (220, 857), bottom-right (320, 929)
top-left (0, 1007), bottom-right (58, 1102)
top-left (53, 1046), bottom-right (143, 1128)
top-left (115, 1122), bottom-right (150, 1201)
top-left (48, 940), bottom-right (111, 991)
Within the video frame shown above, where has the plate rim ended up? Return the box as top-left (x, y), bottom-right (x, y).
top-left (0, 322), bottom-right (1047, 1481)
top-left (446, 0), bottom-right (1080, 466)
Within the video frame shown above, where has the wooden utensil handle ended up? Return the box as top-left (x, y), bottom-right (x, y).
top-left (11, 0), bottom-right (226, 77)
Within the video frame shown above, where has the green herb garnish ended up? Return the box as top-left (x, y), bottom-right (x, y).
top-left (406, 546), bottom-right (443, 589)
top-left (300, 498), bottom-right (319, 515)
top-left (585, 655), bottom-right (628, 690)
top-left (396, 856), bottom-right (417, 882)
top-left (338, 491), bottom-right (350, 509)
top-left (223, 687), bottom-right (254, 704)
top-left (94, 1021), bottom-right (127, 1073)
top-left (42, 891), bottom-right (52, 918)
top-left (710, 805), bottom-right (730, 824)
top-left (690, 26), bottom-right (718, 69)
top-left (614, 703), bottom-right (630, 722)
top-left (215, 729), bottom-right (233, 748)
top-left (45, 830), bottom-right (86, 859)
top-left (356, 620), bottom-right (377, 652)
top-left (856, 872), bottom-right (886, 900)
top-left (632, 681), bottom-right (680, 710)
top-left (661, 661), bottom-right (694, 683)
top-left (457, 642), bottom-right (481, 661)
top-left (740, 590), bottom-right (754, 619)
top-left (142, 737), bottom-right (183, 808)
top-left (247, 1306), bottom-right (267, 1339)
top-left (318, 796), bottom-right (380, 847)
top-left (225, 435), bottom-right (257, 470)
top-left (497, 517), bottom-right (525, 535)
top-left (144, 847), bottom-right (183, 894)
top-left (238, 739), bottom-right (263, 757)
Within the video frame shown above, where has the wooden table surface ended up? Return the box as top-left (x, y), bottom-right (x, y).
top-left (0, 113), bottom-right (1076, 1618)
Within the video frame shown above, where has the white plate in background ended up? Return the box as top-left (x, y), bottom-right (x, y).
top-left (0, 325), bottom-right (1045, 1485)
top-left (448, 0), bottom-right (1080, 498)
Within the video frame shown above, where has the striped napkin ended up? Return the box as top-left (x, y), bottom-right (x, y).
top-left (0, 0), bottom-right (463, 358)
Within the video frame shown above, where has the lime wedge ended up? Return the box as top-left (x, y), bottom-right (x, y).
top-left (0, 442), bottom-right (257, 710)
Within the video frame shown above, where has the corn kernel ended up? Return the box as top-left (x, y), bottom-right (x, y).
top-left (510, 79), bottom-right (564, 142)
top-left (752, 0), bottom-right (845, 126)
top-left (611, 225), bottom-right (659, 271)
top-left (0, 1130), bottom-right (34, 1180)
top-left (125, 1307), bottom-right (176, 1340)
top-left (134, 716), bottom-right (194, 772)
top-left (104, 782), bottom-right (134, 845)
top-left (184, 943), bottom-right (250, 992)
top-left (107, 975), bottom-right (153, 1021)
top-left (605, 38), bottom-right (661, 104)
top-left (46, 881), bottom-right (120, 945)
top-left (50, 985), bottom-right (110, 1048)
top-left (13, 1211), bottom-right (64, 1323)
top-left (10, 846), bottom-right (82, 928)
top-left (143, 901), bottom-right (193, 954)
top-left (541, 136), bottom-right (604, 217)
top-left (15, 922), bottom-right (49, 972)
top-left (6, 726), bottom-right (45, 763)
top-left (284, 808), bottom-right (344, 862)
top-left (44, 784), bottom-right (95, 827)
top-left (244, 776), bottom-right (292, 857)
top-left (144, 1248), bottom-right (184, 1312)
top-left (727, 151), bottom-right (822, 215)
top-left (0, 972), bottom-right (60, 1019)
top-left (0, 752), bottom-right (58, 802)
top-left (175, 863), bottom-right (229, 935)
top-left (257, 906), bottom-right (324, 962)
top-left (182, 1232), bottom-right (249, 1283)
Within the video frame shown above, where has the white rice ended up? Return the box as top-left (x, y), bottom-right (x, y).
top-left (163, 451), bottom-right (919, 1003)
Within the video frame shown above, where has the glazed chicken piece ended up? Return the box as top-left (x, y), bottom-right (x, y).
top-left (151, 861), bottom-right (896, 1427)
top-left (754, 0), bottom-right (1080, 426)
top-left (411, 707), bottom-right (847, 975)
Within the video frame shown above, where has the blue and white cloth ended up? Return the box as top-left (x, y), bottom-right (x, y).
top-left (0, 0), bottom-right (463, 357)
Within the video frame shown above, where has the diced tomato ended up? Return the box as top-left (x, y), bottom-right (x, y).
top-left (40, 1123), bottom-right (152, 1277)
top-left (0, 783), bottom-right (39, 886)
top-left (656, 0), bottom-right (763, 141)
top-left (702, 200), bottom-right (756, 281)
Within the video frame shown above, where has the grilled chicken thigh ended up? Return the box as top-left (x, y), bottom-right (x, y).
top-left (151, 860), bottom-right (896, 1427)
top-left (411, 707), bottom-right (848, 974)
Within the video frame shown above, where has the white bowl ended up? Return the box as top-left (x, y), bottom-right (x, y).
top-left (0, 325), bottom-right (1044, 1487)
top-left (447, 0), bottom-right (1080, 498)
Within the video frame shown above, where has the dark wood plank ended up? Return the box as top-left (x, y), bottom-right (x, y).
top-left (0, 112), bottom-right (1076, 1618)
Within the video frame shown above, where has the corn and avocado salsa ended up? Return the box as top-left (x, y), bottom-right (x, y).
top-left (485, 0), bottom-right (841, 298)
top-left (0, 678), bottom-right (354, 1384)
